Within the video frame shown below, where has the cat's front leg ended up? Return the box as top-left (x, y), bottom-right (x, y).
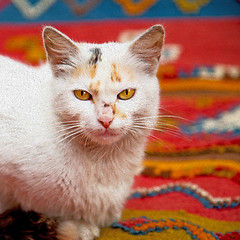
top-left (57, 220), bottom-right (100, 240)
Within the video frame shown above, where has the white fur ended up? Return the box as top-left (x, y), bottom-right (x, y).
top-left (0, 26), bottom-right (164, 240)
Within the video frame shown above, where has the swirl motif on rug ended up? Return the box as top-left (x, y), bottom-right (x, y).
top-left (11, 0), bottom-right (57, 19)
top-left (173, 0), bottom-right (212, 13)
top-left (112, 216), bottom-right (240, 240)
top-left (130, 182), bottom-right (240, 209)
top-left (114, 0), bottom-right (157, 15)
top-left (64, 0), bottom-right (102, 15)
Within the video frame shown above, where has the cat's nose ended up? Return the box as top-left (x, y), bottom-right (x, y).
top-left (98, 118), bottom-right (113, 129)
top-left (98, 107), bottom-right (113, 129)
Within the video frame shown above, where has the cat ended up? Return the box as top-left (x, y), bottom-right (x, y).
top-left (0, 25), bottom-right (164, 240)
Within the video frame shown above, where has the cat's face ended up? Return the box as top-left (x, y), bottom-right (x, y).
top-left (43, 26), bottom-right (164, 145)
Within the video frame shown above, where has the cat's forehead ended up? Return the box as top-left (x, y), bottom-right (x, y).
top-left (79, 42), bottom-right (129, 63)
top-left (72, 42), bottom-right (135, 90)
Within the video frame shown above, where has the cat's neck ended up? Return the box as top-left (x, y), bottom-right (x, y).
top-left (77, 131), bottom-right (144, 159)
top-left (59, 130), bottom-right (145, 172)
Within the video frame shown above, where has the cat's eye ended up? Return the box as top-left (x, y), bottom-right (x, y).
top-left (118, 89), bottom-right (135, 100)
top-left (74, 90), bottom-right (92, 101)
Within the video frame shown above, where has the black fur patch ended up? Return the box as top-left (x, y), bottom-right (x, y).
top-left (0, 208), bottom-right (57, 240)
top-left (89, 48), bottom-right (102, 65)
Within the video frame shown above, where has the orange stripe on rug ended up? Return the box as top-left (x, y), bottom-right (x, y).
top-left (98, 210), bottom-right (240, 240)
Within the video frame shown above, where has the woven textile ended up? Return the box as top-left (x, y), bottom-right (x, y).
top-left (95, 157), bottom-right (240, 239)
top-left (0, 0), bottom-right (239, 22)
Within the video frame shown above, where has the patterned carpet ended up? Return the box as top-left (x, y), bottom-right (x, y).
top-left (101, 159), bottom-right (240, 239)
top-left (0, 1), bottom-right (239, 239)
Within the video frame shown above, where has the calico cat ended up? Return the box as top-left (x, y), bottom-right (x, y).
top-left (0, 25), bottom-right (164, 240)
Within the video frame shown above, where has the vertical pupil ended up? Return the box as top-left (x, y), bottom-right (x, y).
top-left (125, 89), bottom-right (128, 95)
top-left (81, 91), bottom-right (84, 96)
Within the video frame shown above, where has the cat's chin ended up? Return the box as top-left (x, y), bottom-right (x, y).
top-left (90, 130), bottom-right (124, 145)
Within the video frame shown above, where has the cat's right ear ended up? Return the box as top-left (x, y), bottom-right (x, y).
top-left (43, 26), bottom-right (79, 77)
top-left (129, 25), bottom-right (164, 75)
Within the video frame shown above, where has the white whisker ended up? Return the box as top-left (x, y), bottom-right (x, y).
top-left (67, 130), bottom-right (87, 144)
top-left (155, 123), bottom-right (180, 130)
top-left (132, 122), bottom-right (184, 138)
top-left (134, 114), bottom-right (189, 122)
top-left (55, 127), bottom-right (85, 145)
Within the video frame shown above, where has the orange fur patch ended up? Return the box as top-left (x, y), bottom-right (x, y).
top-left (111, 64), bottom-right (121, 82)
top-left (112, 103), bottom-right (127, 119)
top-left (57, 221), bottom-right (78, 240)
top-left (88, 64), bottom-right (97, 79)
top-left (72, 64), bottom-right (97, 80)
top-left (90, 80), bottom-right (101, 95)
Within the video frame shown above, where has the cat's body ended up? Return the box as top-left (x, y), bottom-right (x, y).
top-left (0, 26), bottom-right (164, 240)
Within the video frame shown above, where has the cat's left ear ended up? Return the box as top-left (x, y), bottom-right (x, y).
top-left (129, 25), bottom-right (164, 75)
top-left (43, 26), bottom-right (79, 77)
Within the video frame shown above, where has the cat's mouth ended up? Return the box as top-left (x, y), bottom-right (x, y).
top-left (91, 129), bottom-right (123, 144)
top-left (98, 129), bottom-right (121, 138)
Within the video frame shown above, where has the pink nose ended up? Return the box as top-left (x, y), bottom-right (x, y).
top-left (98, 120), bottom-right (112, 129)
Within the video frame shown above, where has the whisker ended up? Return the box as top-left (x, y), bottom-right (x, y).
top-left (135, 115), bottom-right (177, 120)
top-left (134, 114), bottom-right (190, 122)
top-left (155, 123), bottom-right (184, 134)
top-left (148, 135), bottom-right (161, 143)
top-left (55, 125), bottom-right (81, 133)
top-left (132, 125), bottom-right (166, 132)
top-left (160, 129), bottom-right (183, 138)
top-left (50, 120), bottom-right (81, 126)
top-left (155, 123), bottom-right (180, 130)
top-left (133, 116), bottom-right (159, 120)
top-left (55, 128), bottom-right (85, 144)
top-left (132, 123), bottom-right (185, 138)
top-left (82, 129), bottom-right (95, 147)
top-left (67, 129), bottom-right (88, 144)
top-left (47, 124), bottom-right (82, 139)
top-left (147, 136), bottom-right (174, 152)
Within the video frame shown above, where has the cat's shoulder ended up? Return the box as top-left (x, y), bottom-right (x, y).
top-left (0, 55), bottom-right (25, 66)
top-left (0, 55), bottom-right (35, 76)
top-left (0, 54), bottom-right (49, 75)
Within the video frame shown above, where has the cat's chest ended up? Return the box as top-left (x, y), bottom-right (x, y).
top-left (61, 156), bottom-right (131, 197)
top-left (54, 158), bottom-right (132, 222)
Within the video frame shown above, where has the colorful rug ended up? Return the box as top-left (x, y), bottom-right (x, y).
top-left (0, 1), bottom-right (240, 239)
top-left (97, 158), bottom-right (240, 239)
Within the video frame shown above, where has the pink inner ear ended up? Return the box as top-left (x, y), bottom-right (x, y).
top-left (129, 25), bottom-right (164, 74)
top-left (43, 27), bottom-right (78, 77)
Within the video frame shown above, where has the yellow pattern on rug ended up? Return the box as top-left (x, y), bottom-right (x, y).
top-left (98, 210), bottom-right (240, 240)
top-left (142, 158), bottom-right (240, 179)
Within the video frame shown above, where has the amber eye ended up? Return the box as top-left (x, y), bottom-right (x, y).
top-left (117, 89), bottom-right (135, 100)
top-left (74, 90), bottom-right (92, 101)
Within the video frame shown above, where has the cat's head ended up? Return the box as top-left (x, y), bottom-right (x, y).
top-left (43, 25), bottom-right (164, 145)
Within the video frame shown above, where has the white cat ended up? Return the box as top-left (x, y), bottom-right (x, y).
top-left (0, 25), bottom-right (164, 240)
